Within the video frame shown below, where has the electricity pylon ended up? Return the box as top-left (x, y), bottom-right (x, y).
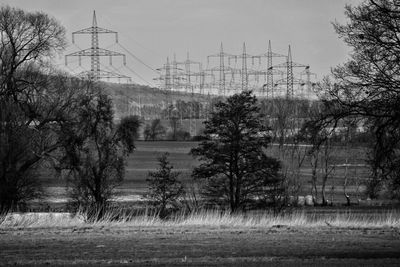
top-left (207, 43), bottom-right (234, 96)
top-left (272, 45), bottom-right (308, 98)
top-left (300, 66), bottom-right (317, 98)
top-left (65, 11), bottom-right (130, 81)
top-left (228, 43), bottom-right (253, 91)
top-left (180, 52), bottom-right (202, 137)
top-left (253, 40), bottom-right (286, 98)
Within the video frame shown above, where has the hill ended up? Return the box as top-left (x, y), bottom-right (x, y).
top-left (99, 82), bottom-right (212, 120)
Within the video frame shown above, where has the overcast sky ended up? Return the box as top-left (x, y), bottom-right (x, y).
top-left (1, 0), bottom-right (362, 87)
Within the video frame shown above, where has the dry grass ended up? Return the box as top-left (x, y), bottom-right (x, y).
top-left (1, 208), bottom-right (399, 229)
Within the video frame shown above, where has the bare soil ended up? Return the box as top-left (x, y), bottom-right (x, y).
top-left (1, 225), bottom-right (399, 266)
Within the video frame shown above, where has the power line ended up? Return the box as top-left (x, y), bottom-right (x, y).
top-left (101, 13), bottom-right (164, 58)
top-left (117, 43), bottom-right (158, 74)
top-left (124, 64), bottom-right (154, 86)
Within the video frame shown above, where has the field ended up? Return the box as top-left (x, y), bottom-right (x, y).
top-left (6, 141), bottom-right (400, 266)
top-left (1, 211), bottom-right (400, 266)
top-left (38, 141), bottom-right (374, 206)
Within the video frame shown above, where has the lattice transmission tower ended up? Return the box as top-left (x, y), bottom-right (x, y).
top-left (206, 43), bottom-right (234, 96)
top-left (229, 43), bottom-right (255, 92)
top-left (272, 45), bottom-right (308, 98)
top-left (65, 11), bottom-right (130, 81)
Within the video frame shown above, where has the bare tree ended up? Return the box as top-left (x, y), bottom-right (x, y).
top-left (315, 0), bottom-right (400, 198)
top-left (58, 86), bottom-right (141, 214)
top-left (0, 6), bottom-right (66, 210)
top-left (0, 6), bottom-right (66, 97)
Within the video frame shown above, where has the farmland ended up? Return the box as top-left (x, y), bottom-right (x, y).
top-left (36, 140), bottom-right (376, 207)
top-left (1, 211), bottom-right (400, 266)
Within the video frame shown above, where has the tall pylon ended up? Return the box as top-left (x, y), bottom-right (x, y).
top-left (267, 41), bottom-right (273, 94)
top-left (300, 66), bottom-right (317, 98)
top-left (287, 45), bottom-right (294, 98)
top-left (178, 52), bottom-right (201, 94)
top-left (241, 43), bottom-right (248, 91)
top-left (172, 53), bottom-right (179, 90)
top-left (65, 11), bottom-right (130, 81)
top-left (182, 52), bottom-right (202, 137)
top-left (272, 45), bottom-right (307, 98)
top-left (165, 57), bottom-right (172, 91)
top-left (265, 40), bottom-right (286, 98)
top-left (207, 42), bottom-right (233, 96)
top-left (219, 43), bottom-right (225, 95)
top-left (229, 42), bottom-right (254, 92)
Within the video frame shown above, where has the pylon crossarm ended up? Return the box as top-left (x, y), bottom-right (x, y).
top-left (78, 70), bottom-right (130, 79)
top-left (255, 52), bottom-right (286, 58)
top-left (72, 27), bottom-right (117, 35)
top-left (66, 48), bottom-right (125, 57)
top-left (207, 52), bottom-right (234, 58)
top-left (274, 77), bottom-right (303, 84)
top-left (292, 62), bottom-right (307, 68)
top-left (272, 61), bottom-right (307, 68)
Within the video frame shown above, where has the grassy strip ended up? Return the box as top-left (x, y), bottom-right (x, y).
top-left (1, 208), bottom-right (399, 229)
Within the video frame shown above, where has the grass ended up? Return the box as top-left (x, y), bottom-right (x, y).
top-left (1, 208), bottom-right (399, 229)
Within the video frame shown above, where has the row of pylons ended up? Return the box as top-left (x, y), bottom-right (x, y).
top-left (155, 41), bottom-right (317, 99)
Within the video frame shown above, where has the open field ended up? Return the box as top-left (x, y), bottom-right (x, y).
top-left (1, 211), bottom-right (400, 266)
top-left (38, 141), bottom-right (374, 206)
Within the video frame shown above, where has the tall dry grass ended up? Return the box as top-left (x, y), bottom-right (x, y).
top-left (1, 208), bottom-right (399, 229)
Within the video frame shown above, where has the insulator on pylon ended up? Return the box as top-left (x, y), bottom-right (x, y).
top-left (109, 56), bottom-right (112, 65)
top-left (115, 33), bottom-right (118, 43)
top-left (78, 56), bottom-right (81, 66)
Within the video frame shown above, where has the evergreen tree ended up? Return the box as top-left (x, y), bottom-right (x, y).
top-left (146, 153), bottom-right (184, 217)
top-left (191, 91), bottom-right (282, 213)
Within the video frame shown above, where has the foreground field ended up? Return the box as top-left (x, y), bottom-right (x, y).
top-left (1, 211), bottom-right (400, 266)
top-left (1, 224), bottom-right (399, 266)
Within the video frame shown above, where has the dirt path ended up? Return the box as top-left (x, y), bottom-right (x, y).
top-left (1, 225), bottom-right (400, 266)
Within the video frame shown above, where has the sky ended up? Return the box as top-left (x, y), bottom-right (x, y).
top-left (0, 0), bottom-right (362, 87)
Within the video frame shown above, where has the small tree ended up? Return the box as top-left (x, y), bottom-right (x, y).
top-left (145, 153), bottom-right (184, 218)
top-left (191, 91), bottom-right (282, 213)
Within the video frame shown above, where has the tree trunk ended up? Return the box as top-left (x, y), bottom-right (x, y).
top-left (310, 153), bottom-right (318, 203)
top-left (229, 175), bottom-right (235, 213)
top-left (321, 179), bottom-right (328, 206)
top-left (343, 164), bottom-right (351, 206)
